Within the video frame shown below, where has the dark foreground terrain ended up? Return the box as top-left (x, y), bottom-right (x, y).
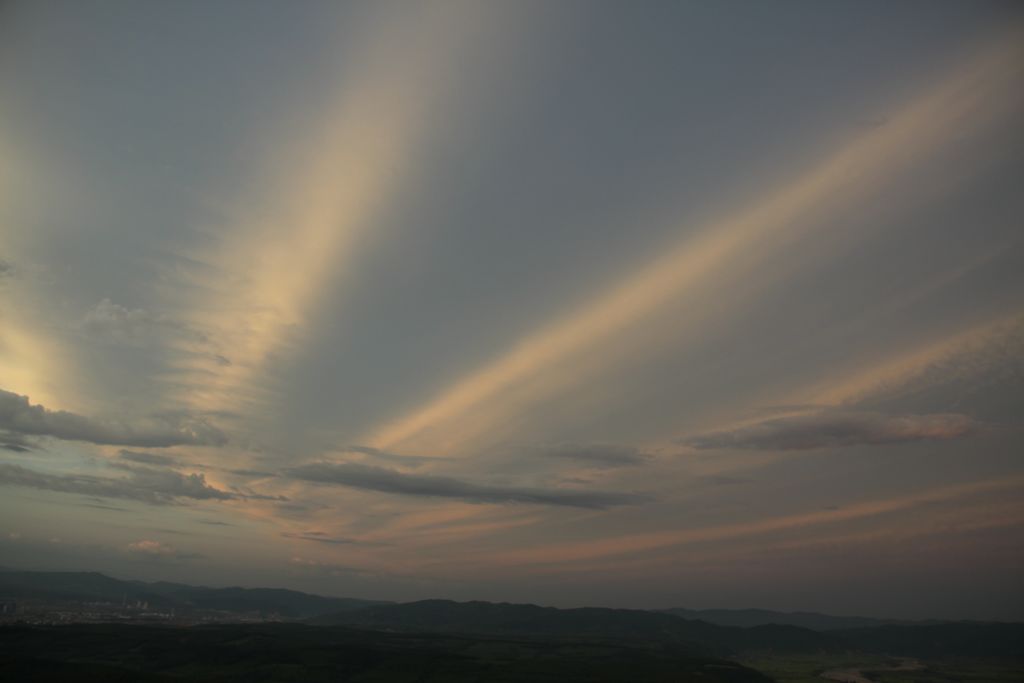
top-left (0, 622), bottom-right (772, 683)
top-left (2, 571), bottom-right (1020, 681)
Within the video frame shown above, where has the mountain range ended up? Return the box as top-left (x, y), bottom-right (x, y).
top-left (2, 569), bottom-right (1021, 659)
top-left (0, 569), bottom-right (383, 617)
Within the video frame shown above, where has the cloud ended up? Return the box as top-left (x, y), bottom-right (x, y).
top-left (0, 431), bottom-right (34, 453)
top-left (486, 475), bottom-right (1024, 568)
top-left (0, 388), bottom-right (227, 448)
top-left (537, 443), bottom-right (651, 467)
top-left (344, 445), bottom-right (449, 468)
top-left (124, 466), bottom-right (238, 501)
top-left (697, 475), bottom-right (749, 486)
top-left (127, 539), bottom-right (175, 555)
top-left (288, 556), bottom-right (372, 577)
top-left (0, 259), bottom-right (12, 280)
top-left (365, 34), bottom-right (1023, 456)
top-left (281, 531), bottom-right (360, 545)
top-left (0, 462), bottom-right (239, 505)
top-left (78, 502), bottom-right (129, 512)
top-left (807, 313), bottom-right (1024, 408)
top-left (227, 468), bottom-right (274, 477)
top-left (119, 450), bottom-right (178, 467)
top-left (127, 539), bottom-right (204, 560)
top-left (681, 411), bottom-right (977, 451)
top-left (285, 462), bottom-right (650, 509)
top-left (82, 298), bottom-right (206, 345)
top-left (199, 519), bottom-right (233, 526)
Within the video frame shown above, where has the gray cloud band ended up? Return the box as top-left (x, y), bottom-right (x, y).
top-left (0, 462), bottom-right (237, 505)
top-left (0, 389), bottom-right (227, 448)
top-left (285, 462), bottom-right (650, 509)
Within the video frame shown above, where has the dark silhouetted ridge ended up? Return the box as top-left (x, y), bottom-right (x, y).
top-left (313, 598), bottom-right (841, 655)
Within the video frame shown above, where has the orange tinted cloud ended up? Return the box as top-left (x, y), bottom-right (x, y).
top-left (483, 475), bottom-right (1024, 567)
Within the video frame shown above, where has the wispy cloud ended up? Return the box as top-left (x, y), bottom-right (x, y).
top-left (281, 531), bottom-right (361, 546)
top-left (127, 539), bottom-right (204, 560)
top-left (165, 3), bottom-right (524, 419)
top-left (119, 450), bottom-right (179, 467)
top-left (486, 475), bottom-right (1024, 567)
top-left (288, 556), bottom-right (372, 578)
top-left (0, 431), bottom-right (34, 452)
top-left (82, 299), bottom-right (207, 347)
top-left (285, 462), bottom-right (650, 509)
top-left (0, 388), bottom-right (226, 448)
top-left (801, 313), bottom-right (1024, 408)
top-left (681, 411), bottom-right (977, 451)
top-left (536, 443), bottom-right (652, 467)
top-left (342, 445), bottom-right (449, 468)
top-left (366, 32), bottom-right (1024, 456)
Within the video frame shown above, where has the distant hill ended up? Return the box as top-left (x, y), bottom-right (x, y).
top-left (0, 570), bottom-right (170, 606)
top-left (144, 582), bottom-right (383, 617)
top-left (313, 599), bottom-right (841, 656)
top-left (836, 621), bottom-right (1024, 659)
top-left (3, 570), bottom-right (1020, 660)
top-left (0, 570), bottom-right (386, 618)
top-left (316, 599), bottom-right (1024, 660)
top-left (660, 607), bottom-right (905, 631)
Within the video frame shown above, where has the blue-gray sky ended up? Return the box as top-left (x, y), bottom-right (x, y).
top-left (1, 0), bottom-right (1022, 620)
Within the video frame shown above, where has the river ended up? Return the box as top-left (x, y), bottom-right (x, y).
top-left (820, 658), bottom-right (923, 683)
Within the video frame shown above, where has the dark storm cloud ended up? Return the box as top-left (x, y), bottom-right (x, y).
top-left (285, 462), bottom-right (650, 509)
top-left (0, 462), bottom-right (238, 505)
top-left (681, 411), bottom-right (978, 451)
top-left (537, 443), bottom-right (652, 467)
top-left (0, 388), bottom-right (227, 448)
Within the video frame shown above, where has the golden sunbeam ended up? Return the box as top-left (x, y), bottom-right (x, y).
top-left (367, 30), bottom-right (1024, 456)
top-left (672, 310), bottom-right (1023, 442)
top-left (808, 311), bottom-right (1024, 407)
top-left (166, 3), bottom-right (516, 417)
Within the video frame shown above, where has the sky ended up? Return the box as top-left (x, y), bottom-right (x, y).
top-left (1, 1), bottom-right (1022, 620)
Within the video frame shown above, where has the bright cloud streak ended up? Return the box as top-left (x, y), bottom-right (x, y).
top-left (808, 312), bottom-right (1024, 407)
top-left (166, 3), bottom-right (516, 416)
top-left (368, 30), bottom-right (1024, 456)
top-left (483, 475), bottom-right (1024, 568)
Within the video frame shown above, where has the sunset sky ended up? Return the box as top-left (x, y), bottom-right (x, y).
top-left (1, 1), bottom-right (1022, 620)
